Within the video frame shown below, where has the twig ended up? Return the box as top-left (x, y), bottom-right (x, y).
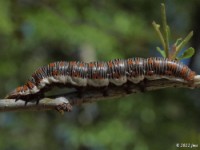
top-left (0, 97), bottom-right (72, 113)
top-left (161, 3), bottom-right (170, 58)
top-left (152, 21), bottom-right (165, 50)
top-left (1, 75), bottom-right (200, 113)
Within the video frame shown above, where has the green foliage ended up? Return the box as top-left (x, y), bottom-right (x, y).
top-left (156, 46), bottom-right (166, 57)
top-left (153, 3), bottom-right (195, 60)
top-left (174, 31), bottom-right (194, 59)
top-left (177, 47), bottom-right (195, 60)
top-left (0, 1), bottom-right (13, 35)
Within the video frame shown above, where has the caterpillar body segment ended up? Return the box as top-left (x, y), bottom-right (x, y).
top-left (5, 57), bottom-right (196, 100)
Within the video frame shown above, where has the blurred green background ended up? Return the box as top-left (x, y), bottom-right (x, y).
top-left (0, 0), bottom-right (200, 150)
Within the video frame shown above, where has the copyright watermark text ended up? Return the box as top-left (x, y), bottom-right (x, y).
top-left (176, 143), bottom-right (198, 148)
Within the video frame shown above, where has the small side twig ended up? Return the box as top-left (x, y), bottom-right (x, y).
top-left (161, 3), bottom-right (169, 57)
top-left (0, 97), bottom-right (72, 113)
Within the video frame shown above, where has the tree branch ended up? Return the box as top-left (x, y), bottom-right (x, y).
top-left (1, 75), bottom-right (200, 113)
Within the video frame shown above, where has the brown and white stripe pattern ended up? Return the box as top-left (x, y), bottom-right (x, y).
top-left (5, 57), bottom-right (196, 100)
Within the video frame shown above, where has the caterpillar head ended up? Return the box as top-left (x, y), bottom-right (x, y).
top-left (5, 86), bottom-right (29, 99)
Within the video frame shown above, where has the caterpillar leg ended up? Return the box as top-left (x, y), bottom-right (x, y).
top-left (138, 79), bottom-right (147, 92)
top-left (123, 81), bottom-right (136, 94)
top-left (22, 93), bottom-right (45, 105)
top-left (123, 79), bottom-right (147, 94)
top-left (35, 93), bottom-right (45, 105)
top-left (75, 87), bottom-right (85, 98)
top-left (102, 87), bottom-right (109, 97)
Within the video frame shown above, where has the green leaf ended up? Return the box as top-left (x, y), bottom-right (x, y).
top-left (174, 31), bottom-right (193, 57)
top-left (152, 21), bottom-right (165, 50)
top-left (177, 47), bottom-right (195, 60)
top-left (166, 25), bottom-right (171, 41)
top-left (161, 3), bottom-right (169, 57)
top-left (174, 38), bottom-right (182, 46)
top-left (156, 47), bottom-right (166, 57)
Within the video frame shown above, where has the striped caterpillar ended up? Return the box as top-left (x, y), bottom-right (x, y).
top-left (5, 57), bottom-right (196, 100)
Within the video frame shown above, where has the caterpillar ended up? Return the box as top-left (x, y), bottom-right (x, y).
top-left (5, 57), bottom-right (196, 100)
